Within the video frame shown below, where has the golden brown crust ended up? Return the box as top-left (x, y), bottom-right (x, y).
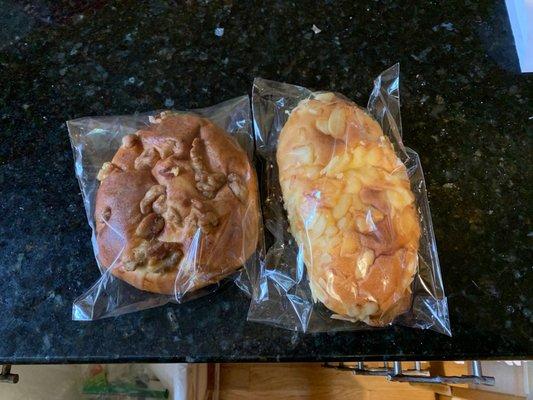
top-left (277, 93), bottom-right (420, 326)
top-left (94, 112), bottom-right (259, 295)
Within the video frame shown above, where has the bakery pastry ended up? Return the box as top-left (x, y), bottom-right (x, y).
top-left (94, 112), bottom-right (259, 295)
top-left (277, 93), bottom-right (420, 325)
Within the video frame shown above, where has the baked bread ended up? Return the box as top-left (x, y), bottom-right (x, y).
top-left (94, 112), bottom-right (259, 295)
top-left (277, 93), bottom-right (420, 326)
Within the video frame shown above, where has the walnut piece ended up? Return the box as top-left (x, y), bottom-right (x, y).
top-left (122, 240), bottom-right (183, 273)
top-left (190, 138), bottom-right (206, 172)
top-left (199, 211), bottom-right (219, 232)
top-left (122, 241), bottom-right (149, 271)
top-left (164, 206), bottom-right (182, 227)
top-left (148, 250), bottom-right (183, 273)
top-left (160, 251), bottom-right (183, 270)
top-left (196, 172), bottom-right (226, 199)
top-left (140, 185), bottom-right (165, 214)
top-left (149, 111), bottom-right (175, 124)
top-left (152, 194), bottom-right (167, 214)
top-left (121, 134), bottom-right (138, 148)
top-left (157, 156), bottom-right (180, 178)
top-left (134, 148), bottom-right (159, 170)
top-left (171, 166), bottom-right (180, 176)
top-left (190, 198), bottom-right (204, 210)
top-left (228, 173), bottom-right (248, 203)
top-left (133, 241), bottom-right (183, 273)
top-left (190, 138), bottom-right (226, 199)
top-left (146, 241), bottom-right (169, 260)
top-left (123, 259), bottom-right (138, 271)
top-left (156, 139), bottom-right (177, 159)
top-left (136, 213), bottom-right (165, 239)
top-left (191, 199), bottom-right (219, 233)
top-left (173, 139), bottom-right (187, 158)
top-left (97, 162), bottom-right (115, 181)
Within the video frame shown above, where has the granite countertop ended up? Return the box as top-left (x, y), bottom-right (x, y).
top-left (0, 0), bottom-right (531, 363)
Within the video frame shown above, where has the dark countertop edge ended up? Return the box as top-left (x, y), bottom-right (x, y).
top-left (3, 354), bottom-right (531, 365)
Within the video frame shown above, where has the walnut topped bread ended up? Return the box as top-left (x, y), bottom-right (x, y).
top-left (94, 112), bottom-right (259, 295)
top-left (277, 93), bottom-right (421, 326)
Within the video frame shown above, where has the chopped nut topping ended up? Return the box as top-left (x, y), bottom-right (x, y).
top-left (134, 148), bottom-right (159, 170)
top-left (122, 241), bottom-right (148, 271)
top-left (121, 134), bottom-right (138, 148)
top-left (122, 240), bottom-right (183, 273)
top-left (314, 92), bottom-right (335, 102)
top-left (190, 138), bottom-right (226, 199)
top-left (123, 260), bottom-right (138, 271)
top-left (228, 173), bottom-right (248, 203)
top-left (146, 241), bottom-right (170, 260)
top-left (190, 199), bottom-right (219, 233)
top-left (135, 213), bottom-right (165, 239)
top-left (198, 211), bottom-right (219, 232)
top-left (196, 171), bottom-right (226, 199)
top-left (148, 249), bottom-right (183, 273)
top-left (149, 111), bottom-right (174, 124)
top-left (97, 162), bottom-right (115, 181)
top-left (152, 194), bottom-right (167, 214)
top-left (171, 166), bottom-right (180, 176)
top-left (164, 206), bottom-right (182, 227)
top-left (159, 251), bottom-right (183, 271)
top-left (140, 185), bottom-right (165, 214)
top-left (157, 157), bottom-right (181, 178)
top-left (173, 139), bottom-right (187, 158)
top-left (190, 138), bottom-right (206, 172)
top-left (328, 107), bottom-right (346, 139)
top-left (158, 143), bottom-right (174, 159)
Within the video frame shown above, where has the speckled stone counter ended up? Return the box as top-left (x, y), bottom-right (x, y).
top-left (0, 1), bottom-right (531, 363)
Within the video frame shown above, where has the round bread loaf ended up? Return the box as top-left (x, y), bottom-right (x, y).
top-left (94, 112), bottom-right (259, 295)
top-left (277, 93), bottom-right (420, 326)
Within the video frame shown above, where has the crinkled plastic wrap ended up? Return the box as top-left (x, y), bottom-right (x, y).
top-left (67, 96), bottom-right (261, 320)
top-left (249, 65), bottom-right (451, 335)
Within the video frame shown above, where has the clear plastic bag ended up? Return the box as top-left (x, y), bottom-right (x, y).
top-left (67, 96), bottom-right (261, 320)
top-left (249, 65), bottom-right (451, 335)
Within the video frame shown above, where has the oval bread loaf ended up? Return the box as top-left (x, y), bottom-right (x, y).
top-left (277, 93), bottom-right (420, 325)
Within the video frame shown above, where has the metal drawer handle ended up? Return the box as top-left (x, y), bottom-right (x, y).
top-left (323, 360), bottom-right (495, 386)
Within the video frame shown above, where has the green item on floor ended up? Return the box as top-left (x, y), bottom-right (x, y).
top-left (82, 369), bottom-right (168, 399)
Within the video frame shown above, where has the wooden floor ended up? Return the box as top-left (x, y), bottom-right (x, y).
top-left (218, 362), bottom-right (526, 400)
top-left (219, 362), bottom-right (437, 400)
